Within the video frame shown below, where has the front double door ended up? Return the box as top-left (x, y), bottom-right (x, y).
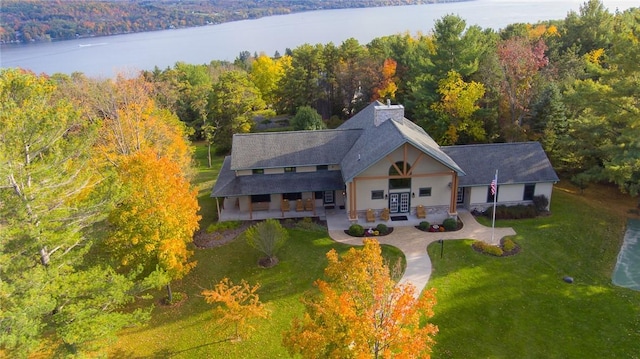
top-left (389, 192), bottom-right (410, 213)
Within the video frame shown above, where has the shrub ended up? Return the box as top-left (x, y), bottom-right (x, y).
top-left (348, 224), bottom-right (365, 237)
top-left (419, 221), bottom-right (430, 230)
top-left (532, 195), bottom-right (549, 212)
top-left (485, 204), bottom-right (538, 220)
top-left (484, 245), bottom-right (504, 256)
top-left (502, 238), bottom-right (517, 252)
top-left (442, 218), bottom-right (457, 231)
top-left (244, 219), bottom-right (288, 265)
top-left (206, 220), bottom-right (242, 233)
top-left (472, 241), bottom-right (504, 256)
top-left (295, 217), bottom-right (324, 232)
top-left (376, 223), bottom-right (388, 234)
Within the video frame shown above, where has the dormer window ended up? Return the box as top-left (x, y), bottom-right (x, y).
top-left (252, 169), bottom-right (264, 175)
top-left (284, 167), bottom-right (296, 173)
top-left (316, 165), bottom-right (328, 171)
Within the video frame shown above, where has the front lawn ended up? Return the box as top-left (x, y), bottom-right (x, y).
top-left (110, 228), bottom-right (405, 358)
top-left (427, 185), bottom-right (640, 358)
top-left (109, 144), bottom-right (405, 358)
top-left (110, 143), bottom-right (640, 358)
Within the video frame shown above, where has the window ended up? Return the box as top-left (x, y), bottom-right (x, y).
top-left (314, 191), bottom-right (324, 200)
top-left (389, 162), bottom-right (411, 189)
top-left (419, 187), bottom-right (432, 197)
top-left (316, 165), bottom-right (329, 171)
top-left (371, 190), bottom-right (384, 200)
top-left (324, 191), bottom-right (334, 204)
top-left (523, 183), bottom-right (535, 201)
top-left (251, 194), bottom-right (271, 203)
top-left (457, 187), bottom-right (464, 203)
top-left (283, 192), bottom-right (302, 201)
top-left (284, 167), bottom-right (296, 173)
top-left (252, 168), bottom-right (264, 175)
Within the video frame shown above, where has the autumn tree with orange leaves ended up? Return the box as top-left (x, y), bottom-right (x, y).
top-left (202, 278), bottom-right (270, 341)
top-left (60, 74), bottom-right (201, 302)
top-left (283, 239), bottom-right (438, 358)
top-left (107, 148), bottom-right (200, 302)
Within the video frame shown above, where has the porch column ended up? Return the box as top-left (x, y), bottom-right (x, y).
top-left (449, 172), bottom-right (458, 215)
top-left (348, 181), bottom-right (357, 220)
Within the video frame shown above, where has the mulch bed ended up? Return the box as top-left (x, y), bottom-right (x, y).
top-left (415, 220), bottom-right (463, 232)
top-left (343, 227), bottom-right (394, 237)
top-left (193, 222), bottom-right (251, 249)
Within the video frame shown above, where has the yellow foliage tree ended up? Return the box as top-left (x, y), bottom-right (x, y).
top-left (202, 278), bottom-right (270, 341)
top-left (284, 239), bottom-right (438, 358)
top-left (108, 148), bottom-right (200, 301)
top-left (431, 70), bottom-right (486, 144)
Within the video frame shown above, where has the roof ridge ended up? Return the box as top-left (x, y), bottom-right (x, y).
top-left (233, 128), bottom-right (361, 137)
top-left (443, 141), bottom-right (539, 148)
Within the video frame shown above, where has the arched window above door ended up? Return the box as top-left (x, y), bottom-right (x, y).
top-left (389, 161), bottom-right (411, 189)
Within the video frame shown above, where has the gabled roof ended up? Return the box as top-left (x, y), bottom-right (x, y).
top-left (442, 142), bottom-right (559, 187)
top-left (339, 101), bottom-right (465, 182)
top-left (212, 156), bottom-right (344, 197)
top-left (230, 129), bottom-right (361, 170)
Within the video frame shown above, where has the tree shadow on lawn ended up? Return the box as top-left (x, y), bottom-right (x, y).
top-left (425, 240), bottom-right (640, 359)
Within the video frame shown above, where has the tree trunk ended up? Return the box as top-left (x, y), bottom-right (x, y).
top-left (166, 283), bottom-right (173, 303)
top-left (207, 142), bottom-right (212, 168)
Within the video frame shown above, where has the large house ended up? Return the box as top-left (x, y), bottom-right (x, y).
top-left (211, 101), bottom-right (559, 224)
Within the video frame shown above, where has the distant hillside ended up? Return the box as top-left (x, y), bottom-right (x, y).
top-left (0, 0), bottom-right (463, 44)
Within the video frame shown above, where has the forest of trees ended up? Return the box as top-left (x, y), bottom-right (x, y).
top-left (142, 0), bottom-right (639, 198)
top-left (1, 0), bottom-right (639, 356)
top-left (0, 0), bottom-right (446, 43)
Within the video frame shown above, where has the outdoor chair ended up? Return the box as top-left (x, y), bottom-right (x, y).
top-left (296, 199), bottom-right (304, 212)
top-left (416, 205), bottom-right (426, 219)
top-left (366, 209), bottom-right (376, 222)
top-left (282, 199), bottom-right (290, 212)
top-left (304, 198), bottom-right (314, 211)
top-left (380, 208), bottom-right (390, 221)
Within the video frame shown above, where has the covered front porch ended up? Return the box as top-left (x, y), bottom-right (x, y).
top-left (215, 201), bottom-right (454, 231)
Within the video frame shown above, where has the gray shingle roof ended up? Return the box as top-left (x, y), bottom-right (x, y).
top-left (442, 142), bottom-right (559, 187)
top-left (230, 129), bottom-right (361, 170)
top-left (339, 102), bottom-right (465, 182)
top-left (212, 102), bottom-right (559, 198)
top-left (212, 156), bottom-right (345, 197)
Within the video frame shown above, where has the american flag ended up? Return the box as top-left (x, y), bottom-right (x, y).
top-left (490, 172), bottom-right (497, 196)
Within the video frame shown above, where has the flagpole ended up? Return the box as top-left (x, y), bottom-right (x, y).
top-left (491, 169), bottom-right (498, 243)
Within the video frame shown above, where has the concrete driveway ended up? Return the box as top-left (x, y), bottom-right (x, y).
top-left (328, 210), bottom-right (516, 297)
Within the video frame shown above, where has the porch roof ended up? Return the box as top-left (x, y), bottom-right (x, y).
top-left (212, 156), bottom-right (345, 197)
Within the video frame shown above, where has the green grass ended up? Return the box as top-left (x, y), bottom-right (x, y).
top-left (110, 144), bottom-right (640, 358)
top-left (192, 142), bottom-right (224, 230)
top-left (427, 189), bottom-right (640, 358)
top-left (108, 143), bottom-right (404, 358)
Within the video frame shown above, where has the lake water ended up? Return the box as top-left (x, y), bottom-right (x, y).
top-left (0, 0), bottom-right (635, 77)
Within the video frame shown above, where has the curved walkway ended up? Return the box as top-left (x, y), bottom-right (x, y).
top-left (328, 210), bottom-right (516, 298)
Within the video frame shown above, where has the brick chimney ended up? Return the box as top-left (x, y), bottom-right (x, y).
top-left (374, 101), bottom-right (404, 127)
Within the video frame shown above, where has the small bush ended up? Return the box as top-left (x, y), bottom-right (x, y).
top-left (419, 221), bottom-right (430, 230)
top-left (532, 195), bottom-right (549, 212)
top-left (376, 223), bottom-right (388, 234)
top-left (206, 220), bottom-right (242, 233)
top-left (442, 218), bottom-right (457, 231)
top-left (484, 245), bottom-right (504, 256)
top-left (502, 238), bottom-right (517, 252)
top-left (485, 204), bottom-right (538, 220)
top-left (348, 224), bottom-right (365, 237)
top-left (472, 241), bottom-right (504, 256)
top-left (295, 217), bottom-right (325, 232)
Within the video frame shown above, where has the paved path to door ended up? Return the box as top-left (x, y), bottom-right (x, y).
top-left (328, 210), bottom-right (516, 298)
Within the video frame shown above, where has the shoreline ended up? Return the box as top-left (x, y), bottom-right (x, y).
top-left (0, 0), bottom-right (472, 47)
